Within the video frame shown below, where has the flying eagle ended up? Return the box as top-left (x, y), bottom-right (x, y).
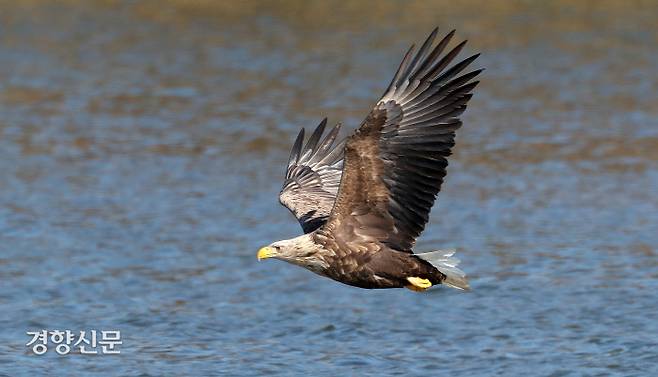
top-left (258, 28), bottom-right (481, 291)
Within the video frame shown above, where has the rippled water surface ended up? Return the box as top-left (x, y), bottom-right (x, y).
top-left (1, 1), bottom-right (657, 375)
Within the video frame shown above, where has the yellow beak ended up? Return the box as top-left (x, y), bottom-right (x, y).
top-left (257, 246), bottom-right (276, 260)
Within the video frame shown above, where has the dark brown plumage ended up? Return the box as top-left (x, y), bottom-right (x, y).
top-left (259, 28), bottom-right (482, 291)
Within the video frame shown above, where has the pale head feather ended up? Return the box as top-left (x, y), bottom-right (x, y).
top-left (267, 234), bottom-right (329, 274)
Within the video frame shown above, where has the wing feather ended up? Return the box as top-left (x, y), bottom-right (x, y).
top-left (320, 29), bottom-right (481, 252)
top-left (279, 119), bottom-right (345, 233)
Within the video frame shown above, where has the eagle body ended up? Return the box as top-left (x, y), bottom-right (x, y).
top-left (258, 28), bottom-right (481, 292)
top-left (312, 230), bottom-right (444, 289)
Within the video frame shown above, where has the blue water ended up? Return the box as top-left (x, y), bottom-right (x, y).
top-left (1, 2), bottom-right (657, 376)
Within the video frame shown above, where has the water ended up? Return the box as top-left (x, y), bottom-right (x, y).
top-left (1, 1), bottom-right (657, 375)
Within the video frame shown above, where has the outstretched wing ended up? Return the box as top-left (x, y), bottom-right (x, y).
top-left (320, 28), bottom-right (482, 252)
top-left (279, 118), bottom-right (345, 233)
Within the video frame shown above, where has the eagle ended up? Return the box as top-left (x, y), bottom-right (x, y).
top-left (258, 28), bottom-right (482, 291)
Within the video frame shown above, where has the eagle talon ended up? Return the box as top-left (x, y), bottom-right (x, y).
top-left (405, 277), bottom-right (432, 292)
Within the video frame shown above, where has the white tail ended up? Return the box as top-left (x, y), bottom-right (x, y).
top-left (416, 249), bottom-right (469, 290)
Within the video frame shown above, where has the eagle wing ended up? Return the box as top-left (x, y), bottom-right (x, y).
top-left (279, 118), bottom-right (345, 233)
top-left (320, 28), bottom-right (482, 252)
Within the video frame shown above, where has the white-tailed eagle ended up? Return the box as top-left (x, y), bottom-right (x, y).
top-left (258, 28), bottom-right (482, 291)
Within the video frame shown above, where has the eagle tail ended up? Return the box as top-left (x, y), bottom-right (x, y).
top-left (416, 249), bottom-right (469, 290)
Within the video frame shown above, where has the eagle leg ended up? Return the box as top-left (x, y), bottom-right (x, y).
top-left (405, 277), bottom-right (432, 292)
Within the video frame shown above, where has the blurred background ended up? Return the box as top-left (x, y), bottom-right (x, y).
top-left (0, 1), bottom-right (657, 375)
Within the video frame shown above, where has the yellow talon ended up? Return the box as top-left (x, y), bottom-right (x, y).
top-left (405, 277), bottom-right (432, 292)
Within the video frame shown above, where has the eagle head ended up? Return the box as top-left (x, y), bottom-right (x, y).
top-left (257, 234), bottom-right (328, 273)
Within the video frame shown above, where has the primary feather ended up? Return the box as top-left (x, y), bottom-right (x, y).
top-left (279, 118), bottom-right (345, 233)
